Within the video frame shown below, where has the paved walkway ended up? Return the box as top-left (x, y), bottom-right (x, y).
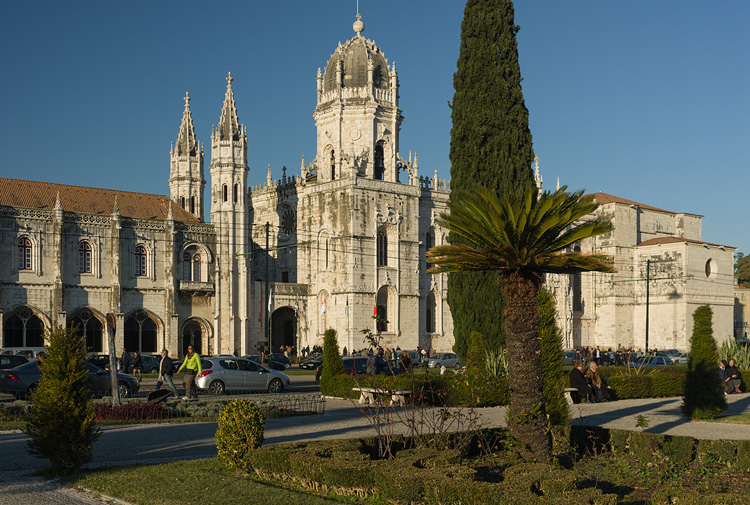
top-left (2, 387), bottom-right (750, 504)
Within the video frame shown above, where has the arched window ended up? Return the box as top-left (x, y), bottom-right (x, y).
top-left (426, 291), bottom-right (437, 333)
top-left (374, 143), bottom-right (385, 180)
top-left (124, 310), bottom-right (157, 353)
top-left (190, 196), bottom-right (195, 214)
top-left (376, 287), bottom-right (388, 332)
top-left (183, 248), bottom-right (202, 282)
top-left (3, 308), bottom-right (44, 348)
top-left (135, 245), bottom-right (147, 277)
top-left (78, 242), bottom-right (92, 273)
top-left (180, 197), bottom-right (186, 209)
top-left (69, 310), bottom-right (103, 352)
top-left (377, 228), bottom-right (388, 267)
top-left (330, 149), bottom-right (336, 180)
top-left (223, 184), bottom-right (228, 202)
top-left (233, 184), bottom-right (238, 203)
top-left (17, 237), bottom-right (32, 270)
top-left (425, 228), bottom-right (434, 270)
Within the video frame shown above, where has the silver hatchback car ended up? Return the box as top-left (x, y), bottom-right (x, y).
top-left (186, 357), bottom-right (291, 395)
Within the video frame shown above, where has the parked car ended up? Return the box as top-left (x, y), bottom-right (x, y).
top-left (88, 354), bottom-right (119, 371)
top-left (184, 357), bottom-right (291, 395)
top-left (0, 354), bottom-right (29, 370)
top-left (427, 352), bottom-right (461, 369)
top-left (632, 356), bottom-right (675, 367)
top-left (316, 356), bottom-right (368, 383)
top-left (138, 355), bottom-right (161, 373)
top-left (299, 355), bottom-right (324, 370)
top-left (670, 352), bottom-right (689, 365)
top-left (2, 348), bottom-right (46, 359)
top-left (562, 351), bottom-right (577, 366)
top-left (0, 360), bottom-right (139, 398)
top-left (268, 353), bottom-right (292, 367)
top-left (246, 355), bottom-right (287, 371)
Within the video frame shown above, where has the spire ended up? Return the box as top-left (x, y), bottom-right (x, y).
top-left (54, 190), bottom-right (62, 210)
top-left (167, 200), bottom-right (174, 221)
top-left (176, 92), bottom-right (199, 156)
top-left (534, 156), bottom-right (543, 190)
top-left (353, 1), bottom-right (364, 36)
top-left (112, 195), bottom-right (119, 214)
top-left (218, 72), bottom-right (241, 141)
top-left (267, 164), bottom-right (273, 185)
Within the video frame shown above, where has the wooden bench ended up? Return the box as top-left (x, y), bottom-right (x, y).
top-left (565, 386), bottom-right (612, 405)
top-left (353, 387), bottom-right (412, 406)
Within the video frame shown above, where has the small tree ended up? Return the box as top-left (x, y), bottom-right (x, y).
top-left (320, 328), bottom-right (345, 395)
top-left (25, 326), bottom-right (99, 474)
top-left (682, 305), bottom-right (727, 419)
top-left (539, 287), bottom-right (569, 426)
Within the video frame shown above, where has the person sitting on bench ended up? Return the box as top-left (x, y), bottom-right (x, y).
top-left (586, 362), bottom-right (608, 402)
top-left (569, 361), bottom-right (593, 403)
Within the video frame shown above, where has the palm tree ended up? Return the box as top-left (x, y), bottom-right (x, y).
top-left (427, 183), bottom-right (614, 460)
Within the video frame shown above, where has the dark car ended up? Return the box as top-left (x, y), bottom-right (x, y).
top-left (88, 354), bottom-right (118, 371)
top-left (0, 360), bottom-right (140, 398)
top-left (246, 355), bottom-right (287, 371)
top-left (268, 353), bottom-right (292, 367)
top-left (0, 354), bottom-right (29, 370)
top-left (138, 355), bottom-right (160, 373)
top-left (316, 356), bottom-right (368, 383)
top-left (299, 355), bottom-right (324, 370)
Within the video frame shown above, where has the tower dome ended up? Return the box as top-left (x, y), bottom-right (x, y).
top-left (320, 18), bottom-right (392, 96)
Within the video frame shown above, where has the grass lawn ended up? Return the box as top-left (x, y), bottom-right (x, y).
top-left (711, 413), bottom-right (750, 424)
top-left (71, 459), bottom-right (375, 505)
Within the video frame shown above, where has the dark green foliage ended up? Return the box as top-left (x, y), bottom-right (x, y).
top-left (319, 328), bottom-right (344, 396)
top-left (466, 331), bottom-right (487, 369)
top-left (25, 326), bottom-right (99, 474)
top-left (682, 305), bottom-right (727, 419)
top-left (215, 399), bottom-right (265, 472)
top-left (735, 251), bottom-right (750, 287)
top-left (448, 0), bottom-right (535, 358)
top-left (539, 287), bottom-right (569, 426)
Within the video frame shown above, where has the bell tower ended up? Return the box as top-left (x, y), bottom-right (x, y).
top-left (209, 72), bottom-right (250, 355)
top-left (169, 93), bottom-right (205, 221)
top-left (312, 14), bottom-right (403, 183)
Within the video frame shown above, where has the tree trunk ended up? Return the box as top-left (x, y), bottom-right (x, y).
top-left (503, 270), bottom-right (550, 461)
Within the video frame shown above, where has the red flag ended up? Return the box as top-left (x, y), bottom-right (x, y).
top-left (373, 294), bottom-right (377, 317)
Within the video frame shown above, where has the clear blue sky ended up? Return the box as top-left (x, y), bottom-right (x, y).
top-left (1, 1), bottom-right (748, 253)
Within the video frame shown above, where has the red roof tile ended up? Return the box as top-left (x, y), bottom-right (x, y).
top-left (637, 236), bottom-right (733, 249)
top-left (589, 192), bottom-right (702, 217)
top-left (0, 178), bottom-right (200, 223)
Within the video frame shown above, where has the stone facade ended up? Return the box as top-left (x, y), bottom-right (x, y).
top-left (547, 193), bottom-right (735, 352)
top-left (0, 16), bottom-right (453, 357)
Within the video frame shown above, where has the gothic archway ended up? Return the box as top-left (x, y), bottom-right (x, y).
top-left (182, 320), bottom-right (204, 356)
top-left (3, 307), bottom-right (45, 348)
top-left (271, 307), bottom-right (297, 353)
top-left (68, 308), bottom-right (104, 352)
top-left (124, 310), bottom-right (158, 353)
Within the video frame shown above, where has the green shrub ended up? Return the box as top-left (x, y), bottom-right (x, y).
top-left (661, 435), bottom-right (695, 464)
top-left (682, 305), bottom-right (726, 419)
top-left (319, 328), bottom-right (345, 396)
top-left (215, 399), bottom-right (265, 472)
top-left (650, 370), bottom-right (685, 397)
top-left (697, 439), bottom-right (737, 464)
top-left (25, 326), bottom-right (99, 474)
top-left (604, 373), bottom-right (652, 399)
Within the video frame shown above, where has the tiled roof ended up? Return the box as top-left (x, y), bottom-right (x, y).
top-left (0, 178), bottom-right (200, 223)
top-left (589, 192), bottom-right (703, 218)
top-left (637, 236), bottom-right (733, 249)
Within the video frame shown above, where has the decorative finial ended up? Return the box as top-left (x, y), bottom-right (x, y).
top-left (353, 13), bottom-right (364, 36)
top-left (167, 200), bottom-right (174, 220)
top-left (112, 195), bottom-right (119, 214)
top-left (226, 72), bottom-right (233, 87)
top-left (267, 163), bottom-right (273, 185)
top-left (54, 190), bottom-right (62, 210)
top-left (184, 92), bottom-right (190, 108)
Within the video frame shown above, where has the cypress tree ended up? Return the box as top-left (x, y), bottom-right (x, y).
top-left (320, 328), bottom-right (345, 396)
top-left (448, 0), bottom-right (535, 357)
top-left (682, 305), bottom-right (727, 419)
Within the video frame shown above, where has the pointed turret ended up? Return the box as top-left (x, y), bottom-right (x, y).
top-left (218, 73), bottom-right (241, 141)
top-left (169, 92), bottom-right (206, 221)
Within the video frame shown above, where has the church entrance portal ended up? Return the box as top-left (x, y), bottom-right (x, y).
top-left (271, 307), bottom-right (296, 353)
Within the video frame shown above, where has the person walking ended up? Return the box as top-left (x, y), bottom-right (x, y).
top-left (178, 346), bottom-right (202, 400)
top-left (120, 347), bottom-right (132, 374)
top-left (155, 348), bottom-right (180, 397)
top-left (132, 350), bottom-right (143, 383)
